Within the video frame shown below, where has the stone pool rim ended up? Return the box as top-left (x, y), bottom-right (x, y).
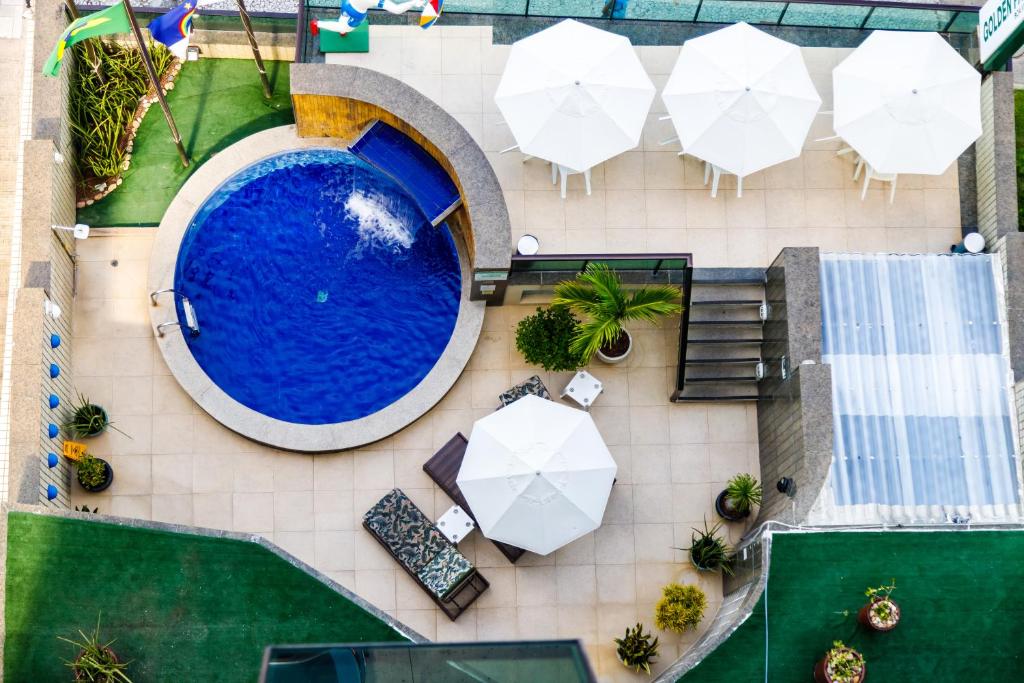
top-left (148, 125), bottom-right (484, 452)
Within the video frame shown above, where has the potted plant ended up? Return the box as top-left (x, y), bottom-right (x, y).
top-left (64, 393), bottom-right (112, 438)
top-left (654, 583), bottom-right (706, 633)
top-left (859, 580), bottom-right (900, 632)
top-left (715, 473), bottom-right (763, 522)
top-left (514, 306), bottom-right (587, 371)
top-left (59, 616), bottom-right (132, 682)
top-left (683, 518), bottom-right (734, 575)
top-left (814, 641), bottom-right (865, 683)
top-left (76, 452), bottom-right (114, 493)
top-left (613, 622), bottom-right (659, 674)
top-left (552, 263), bottom-right (682, 364)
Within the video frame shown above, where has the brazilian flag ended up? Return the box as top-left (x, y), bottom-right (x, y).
top-left (43, 1), bottom-right (133, 77)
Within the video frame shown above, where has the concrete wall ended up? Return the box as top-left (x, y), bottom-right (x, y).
top-left (6, 0), bottom-right (78, 507)
top-left (975, 72), bottom-right (1019, 244)
top-left (755, 248), bottom-right (834, 525)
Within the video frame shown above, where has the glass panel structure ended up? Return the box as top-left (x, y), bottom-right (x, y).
top-left (778, 3), bottom-right (871, 28)
top-left (261, 641), bottom-right (597, 683)
top-left (622, 0), bottom-right (701, 21)
top-left (696, 0), bottom-right (786, 24)
top-left (863, 6), bottom-right (956, 31)
top-left (818, 254), bottom-right (1022, 526)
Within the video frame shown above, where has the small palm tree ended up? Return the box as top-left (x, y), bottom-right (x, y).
top-left (552, 263), bottom-right (682, 361)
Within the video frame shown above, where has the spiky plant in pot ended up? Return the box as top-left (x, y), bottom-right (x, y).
top-left (614, 623), bottom-right (659, 674)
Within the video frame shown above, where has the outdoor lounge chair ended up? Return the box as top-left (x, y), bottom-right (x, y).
top-left (362, 489), bottom-right (489, 620)
top-left (497, 374), bottom-right (551, 408)
top-left (422, 433), bottom-right (527, 564)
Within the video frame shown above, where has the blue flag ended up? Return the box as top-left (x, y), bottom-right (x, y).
top-left (148, 0), bottom-right (196, 60)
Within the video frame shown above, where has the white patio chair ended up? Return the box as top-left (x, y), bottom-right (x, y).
top-left (854, 157), bottom-right (897, 203)
top-left (551, 163), bottom-right (592, 199)
top-left (704, 161), bottom-right (742, 198)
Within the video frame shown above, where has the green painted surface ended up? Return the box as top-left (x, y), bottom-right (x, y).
top-left (4, 512), bottom-right (407, 681)
top-left (681, 531), bottom-right (1024, 681)
top-left (1016, 89), bottom-right (1024, 229)
top-left (76, 58), bottom-right (294, 228)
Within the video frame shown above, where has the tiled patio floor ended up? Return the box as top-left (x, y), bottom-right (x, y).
top-left (325, 25), bottom-right (962, 266)
top-left (72, 232), bottom-right (757, 681)
top-left (68, 23), bottom-right (966, 683)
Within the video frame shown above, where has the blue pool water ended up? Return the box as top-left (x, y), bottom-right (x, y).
top-left (174, 149), bottom-right (461, 425)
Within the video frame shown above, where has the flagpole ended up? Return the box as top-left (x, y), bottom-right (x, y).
top-left (235, 0), bottom-right (272, 99)
top-left (122, 0), bottom-right (189, 168)
top-left (63, 0), bottom-right (105, 84)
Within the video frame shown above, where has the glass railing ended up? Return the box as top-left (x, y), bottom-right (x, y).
top-left (260, 640), bottom-right (597, 682)
top-left (300, 0), bottom-right (978, 33)
top-left (509, 253), bottom-right (692, 274)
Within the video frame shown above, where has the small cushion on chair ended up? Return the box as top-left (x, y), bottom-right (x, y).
top-left (416, 544), bottom-right (474, 599)
top-left (498, 375), bottom-right (551, 407)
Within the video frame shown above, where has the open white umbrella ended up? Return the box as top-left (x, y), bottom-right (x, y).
top-left (833, 31), bottom-right (981, 175)
top-left (494, 19), bottom-right (655, 172)
top-left (662, 22), bottom-right (821, 177)
top-left (456, 395), bottom-right (617, 556)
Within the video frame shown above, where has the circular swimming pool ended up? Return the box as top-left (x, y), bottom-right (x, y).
top-left (172, 148), bottom-right (461, 425)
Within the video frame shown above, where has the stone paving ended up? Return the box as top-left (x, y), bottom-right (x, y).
top-left (68, 22), bottom-right (965, 683)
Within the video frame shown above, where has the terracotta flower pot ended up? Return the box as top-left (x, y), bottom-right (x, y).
top-left (813, 647), bottom-right (866, 683)
top-left (858, 598), bottom-right (901, 632)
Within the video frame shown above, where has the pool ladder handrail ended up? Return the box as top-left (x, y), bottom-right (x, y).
top-left (151, 289), bottom-right (200, 337)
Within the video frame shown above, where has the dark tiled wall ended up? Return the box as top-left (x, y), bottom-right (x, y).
top-left (756, 248), bottom-right (833, 524)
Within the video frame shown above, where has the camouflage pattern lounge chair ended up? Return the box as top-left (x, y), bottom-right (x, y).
top-left (363, 488), bottom-right (489, 620)
top-left (497, 374), bottom-right (551, 408)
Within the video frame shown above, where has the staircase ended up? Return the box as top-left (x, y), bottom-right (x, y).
top-left (674, 273), bottom-right (766, 402)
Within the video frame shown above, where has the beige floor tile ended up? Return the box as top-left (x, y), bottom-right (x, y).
top-left (803, 150), bottom-right (846, 189)
top-left (883, 189), bottom-right (926, 228)
top-left (233, 492), bottom-right (274, 533)
top-left (644, 190), bottom-right (686, 228)
top-left (436, 608), bottom-right (478, 641)
top-left (603, 152), bottom-right (645, 190)
top-left (396, 609), bottom-right (437, 640)
top-left (556, 564), bottom-right (598, 605)
top-left (110, 455), bottom-right (151, 493)
top-left (725, 191), bottom-right (767, 228)
top-left (152, 494), bottom-right (193, 525)
top-left (152, 374), bottom-right (194, 414)
top-left (355, 569), bottom-right (397, 612)
top-left (644, 152), bottom-right (686, 190)
top-left (315, 530), bottom-right (356, 572)
top-left (765, 189), bottom-right (808, 228)
top-left (634, 523), bottom-right (675, 564)
top-left (275, 531), bottom-right (316, 566)
top-left (152, 414), bottom-right (193, 455)
top-left (193, 493), bottom-right (232, 530)
top-left (274, 491), bottom-right (314, 531)
top-left (152, 454), bottom-right (192, 494)
top-left (670, 444), bottom-right (711, 484)
top-left (633, 484), bottom-right (672, 524)
top-left (596, 564), bottom-right (637, 605)
top-left (515, 565), bottom-right (556, 606)
top-left (631, 443), bottom-right (671, 484)
top-left (673, 483), bottom-right (714, 524)
top-left (683, 190), bottom-right (725, 228)
top-left (515, 605), bottom-right (559, 639)
top-left (603, 484), bottom-right (634, 524)
top-left (109, 495), bottom-right (151, 520)
top-left (629, 407), bottom-right (669, 445)
top-left (805, 189), bottom-right (846, 228)
top-left (476, 607), bottom-right (519, 641)
top-left (193, 453), bottom-right (233, 493)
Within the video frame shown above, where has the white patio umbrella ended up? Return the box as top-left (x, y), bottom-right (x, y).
top-left (833, 31), bottom-right (981, 175)
top-left (456, 395), bottom-right (617, 556)
top-left (494, 19), bottom-right (655, 172)
top-left (662, 22), bottom-right (821, 177)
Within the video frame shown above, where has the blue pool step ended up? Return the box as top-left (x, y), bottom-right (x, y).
top-left (349, 121), bottom-right (462, 227)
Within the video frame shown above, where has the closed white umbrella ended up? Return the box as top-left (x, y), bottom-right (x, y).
top-left (494, 19), bottom-right (655, 172)
top-left (833, 31), bottom-right (981, 175)
top-left (662, 22), bottom-right (821, 177)
top-left (456, 395), bottom-right (617, 556)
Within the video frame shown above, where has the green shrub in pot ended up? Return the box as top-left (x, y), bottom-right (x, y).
top-left (514, 306), bottom-right (587, 372)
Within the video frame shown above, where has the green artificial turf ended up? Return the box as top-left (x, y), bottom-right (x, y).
top-left (1016, 90), bottom-right (1024, 229)
top-left (76, 57), bottom-right (294, 228)
top-left (4, 512), bottom-right (406, 681)
top-left (681, 530), bottom-right (1024, 681)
